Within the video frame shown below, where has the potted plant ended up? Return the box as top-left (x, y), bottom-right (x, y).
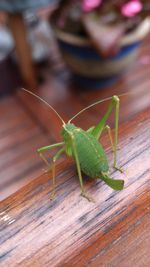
top-left (50, 0), bottom-right (150, 89)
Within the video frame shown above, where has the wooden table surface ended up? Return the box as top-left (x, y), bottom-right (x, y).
top-left (0, 96), bottom-right (52, 200)
top-left (0, 107), bottom-right (150, 267)
top-left (0, 35), bottom-right (150, 266)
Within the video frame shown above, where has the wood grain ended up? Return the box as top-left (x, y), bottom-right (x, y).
top-left (0, 107), bottom-right (150, 267)
top-left (0, 96), bottom-right (54, 201)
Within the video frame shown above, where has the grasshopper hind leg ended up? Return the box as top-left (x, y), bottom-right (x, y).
top-left (104, 125), bottom-right (124, 173)
top-left (87, 96), bottom-right (123, 173)
top-left (113, 165), bottom-right (124, 173)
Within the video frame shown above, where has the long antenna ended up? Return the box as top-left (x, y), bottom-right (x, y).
top-left (69, 92), bottom-right (130, 122)
top-left (22, 88), bottom-right (65, 125)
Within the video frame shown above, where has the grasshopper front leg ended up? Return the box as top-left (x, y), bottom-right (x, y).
top-left (37, 142), bottom-right (64, 170)
top-left (38, 142), bottom-right (64, 154)
top-left (50, 148), bottom-right (65, 200)
top-left (37, 142), bottom-right (65, 199)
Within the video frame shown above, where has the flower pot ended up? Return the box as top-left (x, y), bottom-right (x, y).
top-left (51, 14), bottom-right (150, 89)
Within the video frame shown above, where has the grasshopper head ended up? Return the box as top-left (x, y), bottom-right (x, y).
top-left (61, 123), bottom-right (76, 156)
top-left (61, 123), bottom-right (76, 139)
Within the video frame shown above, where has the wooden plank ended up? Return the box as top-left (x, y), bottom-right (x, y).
top-left (0, 107), bottom-right (149, 267)
top-left (0, 96), bottom-right (55, 200)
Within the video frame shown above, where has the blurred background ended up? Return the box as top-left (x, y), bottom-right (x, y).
top-left (0, 0), bottom-right (150, 200)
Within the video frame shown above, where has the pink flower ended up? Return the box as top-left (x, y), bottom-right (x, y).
top-left (82, 0), bottom-right (102, 12)
top-left (121, 0), bottom-right (143, 17)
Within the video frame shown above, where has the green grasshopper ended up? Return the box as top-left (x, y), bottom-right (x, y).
top-left (23, 89), bottom-right (124, 201)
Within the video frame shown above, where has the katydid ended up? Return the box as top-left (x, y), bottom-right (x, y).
top-left (23, 89), bottom-right (125, 201)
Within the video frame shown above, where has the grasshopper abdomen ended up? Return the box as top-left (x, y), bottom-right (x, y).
top-left (73, 128), bottom-right (109, 177)
top-left (62, 123), bottom-right (109, 178)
